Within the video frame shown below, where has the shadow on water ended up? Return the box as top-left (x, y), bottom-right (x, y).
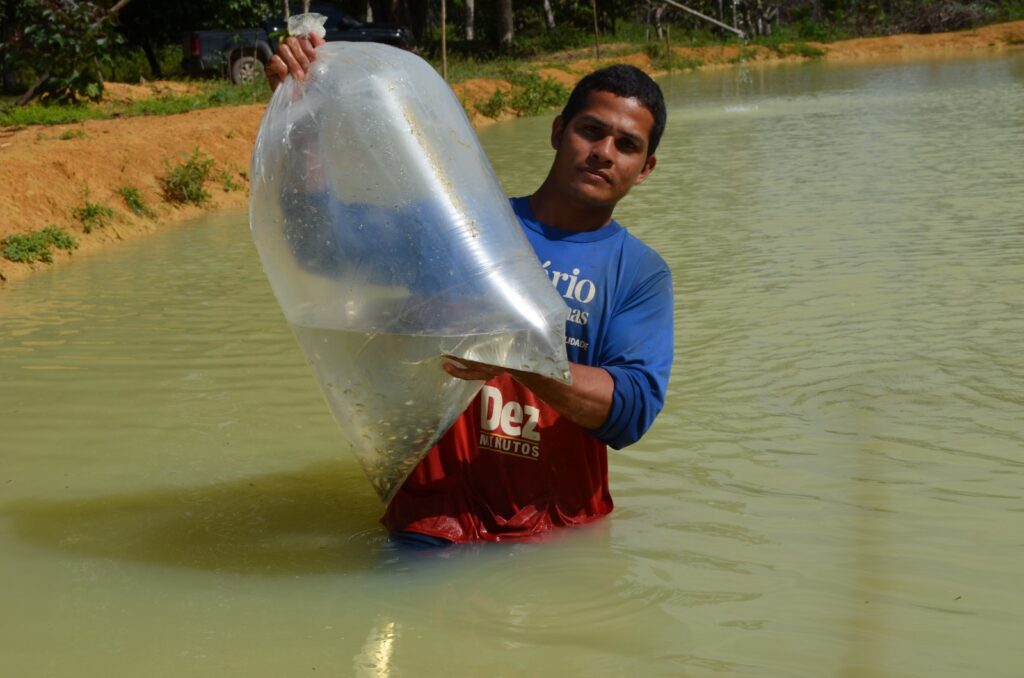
top-left (1, 460), bottom-right (394, 575)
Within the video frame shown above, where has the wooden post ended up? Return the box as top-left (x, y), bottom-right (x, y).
top-left (591, 0), bottom-right (601, 60)
top-left (441, 0), bottom-right (448, 81)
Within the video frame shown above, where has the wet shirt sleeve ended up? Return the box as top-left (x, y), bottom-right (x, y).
top-left (589, 260), bottom-right (674, 449)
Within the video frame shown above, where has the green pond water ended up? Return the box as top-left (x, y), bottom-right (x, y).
top-left (2, 53), bottom-right (1023, 676)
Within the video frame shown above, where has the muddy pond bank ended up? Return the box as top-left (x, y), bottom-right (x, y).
top-left (1, 20), bottom-right (1022, 285)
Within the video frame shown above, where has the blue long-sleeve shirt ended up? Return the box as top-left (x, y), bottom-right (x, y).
top-left (511, 197), bottom-right (674, 449)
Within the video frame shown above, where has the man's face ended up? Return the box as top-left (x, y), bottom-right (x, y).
top-left (548, 90), bottom-right (658, 209)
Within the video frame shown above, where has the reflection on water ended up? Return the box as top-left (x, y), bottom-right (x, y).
top-left (354, 616), bottom-right (399, 678)
top-left (5, 461), bottom-right (383, 575)
top-left (2, 53), bottom-right (1024, 676)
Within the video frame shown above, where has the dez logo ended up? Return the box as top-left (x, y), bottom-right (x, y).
top-left (477, 385), bottom-right (541, 459)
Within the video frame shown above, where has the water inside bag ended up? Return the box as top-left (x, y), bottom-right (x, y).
top-left (249, 42), bottom-right (570, 501)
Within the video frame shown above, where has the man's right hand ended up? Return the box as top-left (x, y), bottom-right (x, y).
top-left (265, 34), bottom-right (326, 93)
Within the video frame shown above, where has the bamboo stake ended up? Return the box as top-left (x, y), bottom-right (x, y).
top-left (441, 0), bottom-right (448, 81)
top-left (661, 0), bottom-right (744, 38)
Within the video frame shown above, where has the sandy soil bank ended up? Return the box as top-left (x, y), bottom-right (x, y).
top-left (2, 20), bottom-right (1022, 285)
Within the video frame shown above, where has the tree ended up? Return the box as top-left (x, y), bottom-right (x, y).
top-left (465, 0), bottom-right (474, 40)
top-left (497, 0), bottom-right (513, 50)
top-left (116, 0), bottom-right (276, 79)
top-left (6, 0), bottom-right (136, 104)
top-left (541, 0), bottom-right (556, 29)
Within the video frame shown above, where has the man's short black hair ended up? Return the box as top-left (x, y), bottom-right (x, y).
top-left (560, 64), bottom-right (667, 157)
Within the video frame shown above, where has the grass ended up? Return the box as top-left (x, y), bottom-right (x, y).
top-left (220, 167), bottom-right (244, 192)
top-left (160, 148), bottom-right (215, 205)
top-left (434, 55), bottom-right (526, 84)
top-left (58, 129), bottom-right (88, 140)
top-left (72, 199), bottom-right (115, 233)
top-left (776, 42), bottom-right (827, 59)
top-left (106, 44), bottom-right (185, 83)
top-left (0, 79), bottom-right (270, 128)
top-left (754, 30), bottom-right (827, 59)
top-left (752, 24), bottom-right (835, 59)
top-left (1, 225), bottom-right (78, 264)
top-left (729, 46), bottom-right (762, 64)
top-left (116, 184), bottom-right (157, 217)
top-left (792, 21), bottom-right (854, 43)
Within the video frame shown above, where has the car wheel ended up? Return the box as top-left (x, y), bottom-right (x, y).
top-left (231, 55), bottom-right (262, 85)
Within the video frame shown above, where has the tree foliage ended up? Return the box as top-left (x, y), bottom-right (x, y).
top-left (118, 0), bottom-right (275, 47)
top-left (4, 0), bottom-right (1021, 99)
top-left (3, 0), bottom-right (125, 103)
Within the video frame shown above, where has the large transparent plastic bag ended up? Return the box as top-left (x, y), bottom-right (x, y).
top-left (250, 41), bottom-right (570, 502)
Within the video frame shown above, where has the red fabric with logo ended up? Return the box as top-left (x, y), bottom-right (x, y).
top-left (381, 373), bottom-right (612, 542)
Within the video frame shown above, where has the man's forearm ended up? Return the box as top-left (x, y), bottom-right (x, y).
top-left (508, 363), bottom-right (613, 430)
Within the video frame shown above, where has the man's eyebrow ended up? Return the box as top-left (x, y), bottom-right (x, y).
top-left (576, 114), bottom-right (645, 146)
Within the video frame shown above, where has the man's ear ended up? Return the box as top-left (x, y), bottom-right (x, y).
top-left (550, 115), bottom-right (565, 150)
top-left (634, 154), bottom-right (657, 186)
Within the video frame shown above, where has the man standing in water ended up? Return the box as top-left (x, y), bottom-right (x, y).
top-left (268, 36), bottom-right (673, 544)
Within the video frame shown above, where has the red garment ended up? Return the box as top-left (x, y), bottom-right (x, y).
top-left (382, 373), bottom-right (612, 542)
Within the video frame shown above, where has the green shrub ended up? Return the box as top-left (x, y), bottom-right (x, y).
top-left (508, 73), bottom-right (567, 117)
top-left (646, 44), bottom-right (703, 72)
top-left (479, 70), bottom-right (568, 118)
top-left (41, 225), bottom-right (78, 251)
top-left (10, 0), bottom-right (123, 103)
top-left (433, 55), bottom-right (521, 85)
top-left (160, 149), bottom-right (215, 205)
top-left (1, 226), bottom-right (78, 264)
top-left (774, 42), bottom-right (826, 59)
top-left (72, 199), bottom-right (114, 233)
top-left (476, 88), bottom-right (508, 118)
top-left (220, 168), bottom-right (243, 192)
top-left (116, 185), bottom-right (157, 217)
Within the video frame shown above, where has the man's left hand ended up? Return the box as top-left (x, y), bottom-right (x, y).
top-left (442, 356), bottom-right (614, 431)
top-left (442, 357), bottom-right (505, 382)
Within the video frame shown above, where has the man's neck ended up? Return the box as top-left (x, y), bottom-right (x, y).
top-left (530, 182), bottom-right (615, 233)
